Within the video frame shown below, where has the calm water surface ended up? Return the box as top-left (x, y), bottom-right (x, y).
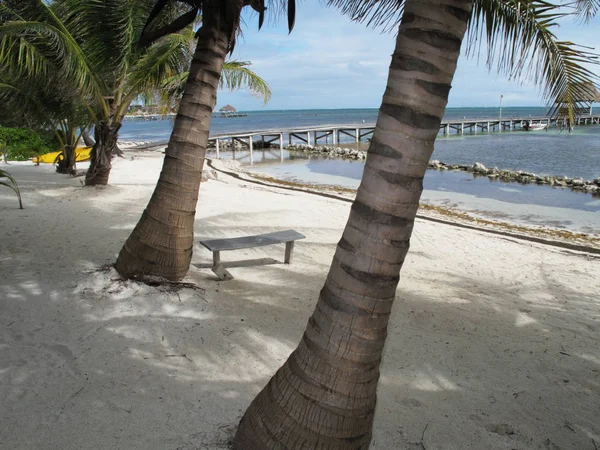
top-left (119, 108), bottom-right (600, 233)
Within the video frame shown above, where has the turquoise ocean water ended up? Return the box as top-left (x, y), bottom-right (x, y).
top-left (119, 107), bottom-right (600, 234)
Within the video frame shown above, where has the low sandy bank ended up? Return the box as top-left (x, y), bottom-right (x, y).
top-left (1, 153), bottom-right (599, 449)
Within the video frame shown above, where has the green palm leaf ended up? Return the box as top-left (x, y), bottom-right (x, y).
top-left (468, 0), bottom-right (600, 123)
top-left (0, 169), bottom-right (23, 209)
top-left (0, 2), bottom-right (107, 113)
top-left (220, 60), bottom-right (272, 104)
top-left (574, 0), bottom-right (600, 21)
top-left (119, 30), bottom-right (193, 117)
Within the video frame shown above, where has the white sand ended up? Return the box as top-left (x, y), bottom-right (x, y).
top-left (1, 153), bottom-right (599, 450)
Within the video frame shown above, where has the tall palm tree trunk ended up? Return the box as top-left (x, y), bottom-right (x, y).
top-left (114, 20), bottom-right (230, 281)
top-left (85, 120), bottom-right (122, 185)
top-left (232, 1), bottom-right (473, 448)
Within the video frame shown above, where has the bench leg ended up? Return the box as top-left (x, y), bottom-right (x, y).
top-left (212, 251), bottom-right (233, 280)
top-left (284, 241), bottom-right (295, 264)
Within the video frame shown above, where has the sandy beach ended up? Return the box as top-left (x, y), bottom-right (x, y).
top-left (1, 151), bottom-right (599, 450)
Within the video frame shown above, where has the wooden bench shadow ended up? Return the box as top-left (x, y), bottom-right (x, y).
top-left (198, 230), bottom-right (306, 281)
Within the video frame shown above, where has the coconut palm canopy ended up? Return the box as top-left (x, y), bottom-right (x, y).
top-left (220, 104), bottom-right (237, 112)
top-left (0, 0), bottom-right (273, 183)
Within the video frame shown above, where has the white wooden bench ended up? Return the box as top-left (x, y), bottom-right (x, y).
top-left (199, 229), bottom-right (306, 280)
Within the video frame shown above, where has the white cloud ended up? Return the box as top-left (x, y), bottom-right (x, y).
top-left (215, 4), bottom-right (600, 110)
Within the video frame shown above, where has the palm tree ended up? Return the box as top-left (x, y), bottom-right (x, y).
top-left (231, 0), bottom-right (599, 448)
top-left (0, 66), bottom-right (91, 174)
top-left (0, 0), bottom-right (271, 184)
top-left (0, 0), bottom-right (189, 183)
top-left (114, 0), bottom-right (293, 281)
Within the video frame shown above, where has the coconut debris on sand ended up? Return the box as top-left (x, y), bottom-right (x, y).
top-left (1, 152), bottom-right (599, 450)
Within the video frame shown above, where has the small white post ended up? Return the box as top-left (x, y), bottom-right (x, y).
top-left (445, 124), bottom-right (449, 135)
top-left (355, 128), bottom-right (359, 143)
top-left (333, 129), bottom-right (338, 146)
top-left (499, 94), bottom-right (503, 132)
top-left (249, 136), bottom-right (253, 165)
top-left (307, 131), bottom-right (311, 146)
top-left (461, 123), bottom-right (464, 135)
top-left (279, 133), bottom-right (284, 162)
top-left (216, 139), bottom-right (220, 158)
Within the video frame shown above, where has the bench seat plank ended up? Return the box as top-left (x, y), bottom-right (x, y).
top-left (200, 230), bottom-right (305, 252)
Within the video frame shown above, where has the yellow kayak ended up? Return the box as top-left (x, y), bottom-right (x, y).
top-left (33, 147), bottom-right (92, 164)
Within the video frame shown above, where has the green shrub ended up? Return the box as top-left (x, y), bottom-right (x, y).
top-left (0, 127), bottom-right (59, 161)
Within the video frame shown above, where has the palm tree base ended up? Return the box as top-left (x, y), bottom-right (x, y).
top-left (115, 209), bottom-right (194, 281)
top-left (232, 341), bottom-right (376, 450)
top-left (85, 121), bottom-right (121, 186)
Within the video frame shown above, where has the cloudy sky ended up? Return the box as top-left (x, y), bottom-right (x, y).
top-left (215, 1), bottom-right (600, 111)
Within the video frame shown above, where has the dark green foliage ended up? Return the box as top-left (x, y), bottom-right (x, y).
top-left (0, 127), bottom-right (59, 161)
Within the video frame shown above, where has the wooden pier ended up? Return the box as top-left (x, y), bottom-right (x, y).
top-left (208, 114), bottom-right (600, 164)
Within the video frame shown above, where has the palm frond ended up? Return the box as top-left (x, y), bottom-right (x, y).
top-left (468, 0), bottom-right (600, 123)
top-left (120, 30), bottom-right (193, 117)
top-left (574, 0), bottom-right (600, 21)
top-left (0, 2), bottom-right (107, 114)
top-left (0, 169), bottom-right (23, 209)
top-left (326, 0), bottom-right (405, 32)
top-left (51, 0), bottom-right (152, 85)
top-left (220, 60), bottom-right (272, 103)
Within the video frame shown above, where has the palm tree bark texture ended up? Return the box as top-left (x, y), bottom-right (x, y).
top-left (232, 0), bottom-right (473, 448)
top-left (115, 15), bottom-right (232, 280)
top-left (85, 120), bottom-right (122, 185)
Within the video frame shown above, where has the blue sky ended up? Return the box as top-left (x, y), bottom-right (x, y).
top-left (216, 2), bottom-right (600, 111)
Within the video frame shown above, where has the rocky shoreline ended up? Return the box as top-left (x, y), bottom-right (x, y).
top-left (428, 160), bottom-right (600, 195)
top-left (207, 141), bottom-right (368, 160)
top-left (284, 144), bottom-right (367, 160)
top-left (207, 140), bottom-right (599, 195)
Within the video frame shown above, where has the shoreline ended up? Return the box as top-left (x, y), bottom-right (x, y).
top-left (208, 159), bottom-right (600, 252)
top-left (120, 137), bottom-right (600, 196)
top-left (74, 140), bottom-right (600, 238)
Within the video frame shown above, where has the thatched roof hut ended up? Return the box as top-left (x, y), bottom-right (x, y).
top-left (219, 104), bottom-right (237, 112)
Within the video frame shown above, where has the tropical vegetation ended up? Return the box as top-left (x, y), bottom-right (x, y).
top-left (2, 0), bottom-right (598, 447)
top-left (0, 128), bottom-right (59, 162)
top-left (114, 0), bottom-right (289, 280)
top-left (0, 0), bottom-right (271, 181)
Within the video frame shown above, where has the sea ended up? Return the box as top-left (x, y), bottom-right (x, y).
top-left (119, 107), bottom-right (600, 235)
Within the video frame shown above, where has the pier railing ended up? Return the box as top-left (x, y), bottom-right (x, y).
top-left (206, 114), bottom-right (600, 163)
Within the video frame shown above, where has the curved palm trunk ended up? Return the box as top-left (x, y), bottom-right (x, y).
top-left (81, 130), bottom-right (95, 147)
top-left (85, 120), bottom-right (122, 185)
top-left (232, 1), bottom-right (472, 448)
top-left (55, 144), bottom-right (76, 174)
top-left (114, 22), bottom-right (230, 281)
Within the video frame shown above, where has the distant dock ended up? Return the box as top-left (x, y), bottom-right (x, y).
top-left (219, 112), bottom-right (248, 118)
top-left (207, 114), bottom-right (600, 163)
